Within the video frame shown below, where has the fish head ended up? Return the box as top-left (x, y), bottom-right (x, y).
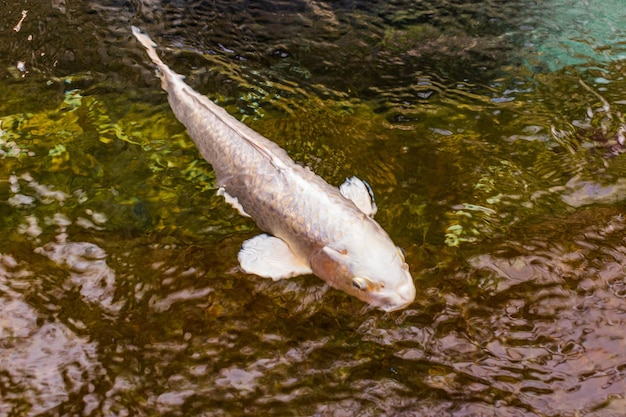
top-left (310, 220), bottom-right (416, 312)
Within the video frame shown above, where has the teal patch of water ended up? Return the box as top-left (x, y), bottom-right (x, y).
top-left (521, 0), bottom-right (626, 71)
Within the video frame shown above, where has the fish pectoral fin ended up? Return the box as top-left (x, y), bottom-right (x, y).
top-left (339, 176), bottom-right (378, 217)
top-left (217, 187), bottom-right (251, 217)
top-left (238, 234), bottom-right (312, 280)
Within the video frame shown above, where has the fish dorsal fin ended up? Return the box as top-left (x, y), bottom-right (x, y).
top-left (238, 234), bottom-right (313, 280)
top-left (339, 177), bottom-right (378, 217)
top-left (185, 91), bottom-right (290, 172)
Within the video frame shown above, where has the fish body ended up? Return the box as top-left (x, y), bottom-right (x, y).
top-left (131, 26), bottom-right (415, 311)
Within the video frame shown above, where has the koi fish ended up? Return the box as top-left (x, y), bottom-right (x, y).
top-left (131, 26), bottom-right (415, 311)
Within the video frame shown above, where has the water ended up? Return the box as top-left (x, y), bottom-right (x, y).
top-left (1, 0), bottom-right (626, 415)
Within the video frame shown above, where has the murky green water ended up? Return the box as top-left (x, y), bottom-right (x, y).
top-left (2, 0), bottom-right (626, 415)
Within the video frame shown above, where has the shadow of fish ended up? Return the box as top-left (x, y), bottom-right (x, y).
top-left (131, 26), bottom-right (415, 311)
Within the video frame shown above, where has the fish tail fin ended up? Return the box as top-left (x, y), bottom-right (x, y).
top-left (131, 26), bottom-right (166, 68)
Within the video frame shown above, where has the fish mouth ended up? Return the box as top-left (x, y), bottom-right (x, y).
top-left (376, 281), bottom-right (416, 312)
top-left (379, 298), bottom-right (413, 312)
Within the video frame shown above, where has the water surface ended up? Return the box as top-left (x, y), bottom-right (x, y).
top-left (1, 0), bottom-right (626, 415)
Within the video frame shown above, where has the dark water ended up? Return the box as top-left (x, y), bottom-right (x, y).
top-left (1, 0), bottom-right (626, 415)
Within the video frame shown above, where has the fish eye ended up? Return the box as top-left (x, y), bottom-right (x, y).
top-left (352, 277), bottom-right (368, 291)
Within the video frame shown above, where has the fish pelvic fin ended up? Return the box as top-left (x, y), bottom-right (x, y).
top-left (217, 187), bottom-right (251, 217)
top-left (238, 234), bottom-right (312, 280)
top-left (339, 176), bottom-right (378, 217)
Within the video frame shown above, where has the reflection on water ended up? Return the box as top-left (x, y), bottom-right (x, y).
top-left (35, 240), bottom-right (122, 314)
top-left (0, 254), bottom-right (103, 416)
top-left (463, 208), bottom-right (626, 415)
top-left (1, 0), bottom-right (626, 415)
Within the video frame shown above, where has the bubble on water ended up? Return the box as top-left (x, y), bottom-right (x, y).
top-left (16, 61), bottom-right (26, 73)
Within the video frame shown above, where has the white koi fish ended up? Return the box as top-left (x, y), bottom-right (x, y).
top-left (131, 26), bottom-right (416, 311)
